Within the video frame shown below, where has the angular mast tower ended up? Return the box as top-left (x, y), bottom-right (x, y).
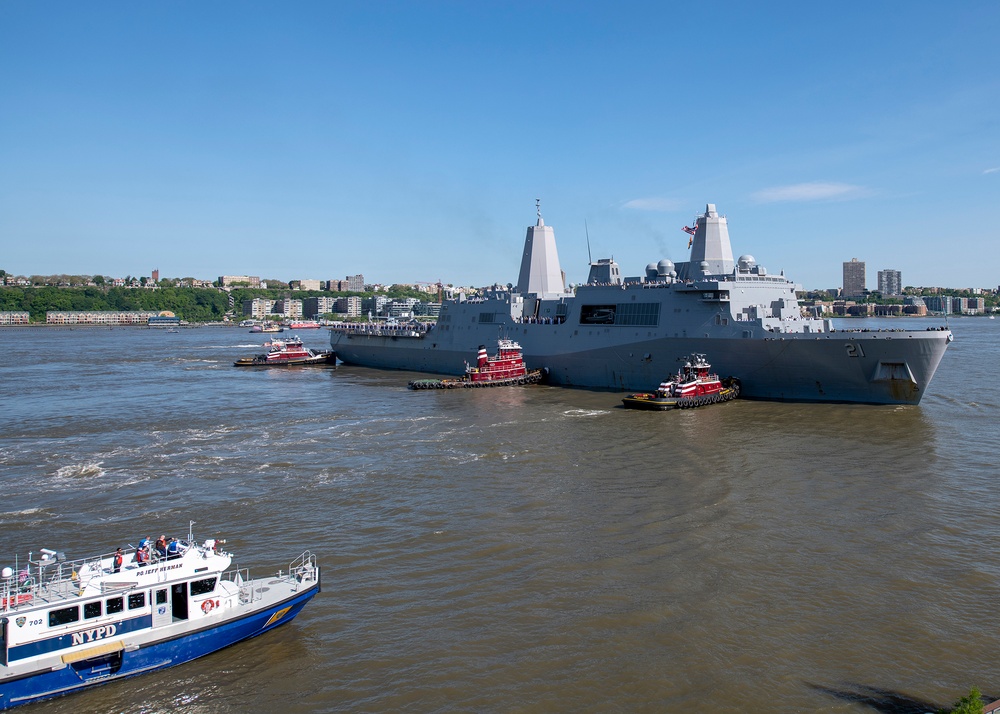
top-left (516, 199), bottom-right (568, 298)
top-left (688, 203), bottom-right (735, 275)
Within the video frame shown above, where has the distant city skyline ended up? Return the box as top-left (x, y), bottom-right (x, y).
top-left (2, 3), bottom-right (999, 290)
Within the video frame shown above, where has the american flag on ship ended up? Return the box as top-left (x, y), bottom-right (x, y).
top-left (682, 223), bottom-right (697, 248)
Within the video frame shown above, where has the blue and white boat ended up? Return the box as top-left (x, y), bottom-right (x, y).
top-left (0, 523), bottom-right (320, 710)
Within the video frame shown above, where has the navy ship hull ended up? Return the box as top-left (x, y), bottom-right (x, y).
top-left (331, 319), bottom-right (950, 404)
top-left (331, 203), bottom-right (952, 404)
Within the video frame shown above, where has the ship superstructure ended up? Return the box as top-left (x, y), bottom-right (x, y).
top-left (331, 203), bottom-right (952, 404)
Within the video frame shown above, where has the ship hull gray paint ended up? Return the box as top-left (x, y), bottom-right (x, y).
top-left (331, 316), bottom-right (950, 404)
top-left (331, 204), bottom-right (952, 405)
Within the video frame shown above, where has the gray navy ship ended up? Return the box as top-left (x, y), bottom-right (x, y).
top-left (330, 203), bottom-right (952, 404)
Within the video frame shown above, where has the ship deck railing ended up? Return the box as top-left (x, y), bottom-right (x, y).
top-left (1, 547), bottom-right (154, 611)
top-left (223, 550), bottom-right (318, 605)
top-left (330, 322), bottom-right (434, 337)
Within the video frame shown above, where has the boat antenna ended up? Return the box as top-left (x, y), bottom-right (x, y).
top-left (586, 220), bottom-right (593, 265)
top-left (188, 520), bottom-right (195, 543)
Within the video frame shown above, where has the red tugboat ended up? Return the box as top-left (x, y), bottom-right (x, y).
top-left (408, 339), bottom-right (544, 389)
top-left (622, 354), bottom-right (739, 410)
top-left (234, 336), bottom-right (335, 367)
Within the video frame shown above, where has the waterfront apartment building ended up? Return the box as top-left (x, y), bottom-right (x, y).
top-left (923, 296), bottom-right (953, 314)
top-left (303, 296), bottom-right (337, 318)
top-left (242, 298), bottom-right (276, 319)
top-left (415, 302), bottom-right (442, 318)
top-left (335, 296), bottom-right (362, 317)
top-left (954, 297), bottom-right (985, 315)
top-left (296, 279), bottom-right (323, 291)
top-left (388, 298), bottom-right (420, 318)
top-left (0, 311), bottom-right (30, 325)
top-left (877, 269), bottom-right (902, 296)
top-left (843, 259), bottom-right (866, 297)
top-left (272, 298), bottom-right (303, 318)
top-left (220, 275), bottom-right (261, 288)
top-left (363, 296), bottom-right (392, 317)
top-left (46, 311), bottom-right (157, 325)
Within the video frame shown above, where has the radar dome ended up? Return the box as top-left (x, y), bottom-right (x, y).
top-left (656, 259), bottom-right (674, 276)
top-left (738, 255), bottom-right (756, 271)
top-left (645, 263), bottom-right (659, 279)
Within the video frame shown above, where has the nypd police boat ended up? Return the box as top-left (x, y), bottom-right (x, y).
top-left (0, 522), bottom-right (319, 710)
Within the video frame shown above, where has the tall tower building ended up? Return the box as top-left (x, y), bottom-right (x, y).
top-left (843, 258), bottom-right (866, 297)
top-left (877, 269), bottom-right (902, 296)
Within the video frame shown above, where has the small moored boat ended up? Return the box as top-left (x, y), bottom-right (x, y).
top-left (234, 336), bottom-right (335, 367)
top-left (408, 339), bottom-right (544, 389)
top-left (249, 323), bottom-right (282, 333)
top-left (0, 522), bottom-right (319, 710)
top-left (622, 354), bottom-right (739, 410)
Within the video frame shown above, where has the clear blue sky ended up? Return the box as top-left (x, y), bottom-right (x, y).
top-left (2, 2), bottom-right (998, 291)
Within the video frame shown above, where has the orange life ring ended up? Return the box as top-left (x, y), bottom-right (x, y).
top-left (201, 599), bottom-right (215, 614)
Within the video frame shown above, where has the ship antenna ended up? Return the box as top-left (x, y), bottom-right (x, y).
top-left (536, 197), bottom-right (541, 221)
top-left (586, 220), bottom-right (593, 264)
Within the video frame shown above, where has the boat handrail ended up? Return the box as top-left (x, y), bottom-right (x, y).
top-left (0, 540), bottom-right (212, 612)
top-left (1, 548), bottom-right (124, 611)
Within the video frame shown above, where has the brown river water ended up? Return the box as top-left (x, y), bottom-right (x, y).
top-left (0, 318), bottom-right (997, 713)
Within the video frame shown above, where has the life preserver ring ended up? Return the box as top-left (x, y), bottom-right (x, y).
top-left (201, 599), bottom-right (215, 614)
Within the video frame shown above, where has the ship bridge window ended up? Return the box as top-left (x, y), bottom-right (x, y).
top-left (190, 577), bottom-right (217, 596)
top-left (106, 597), bottom-right (124, 614)
top-left (128, 592), bottom-right (146, 610)
top-left (84, 601), bottom-right (102, 619)
top-left (477, 312), bottom-right (498, 324)
top-left (49, 606), bottom-right (80, 627)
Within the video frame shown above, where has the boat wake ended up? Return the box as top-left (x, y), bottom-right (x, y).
top-left (54, 461), bottom-right (106, 480)
top-left (563, 409), bottom-right (610, 418)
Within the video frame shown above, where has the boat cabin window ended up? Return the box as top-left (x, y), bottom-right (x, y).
top-left (84, 601), bottom-right (103, 619)
top-left (156, 590), bottom-right (168, 605)
top-left (49, 606), bottom-right (80, 627)
top-left (190, 577), bottom-right (217, 596)
top-left (106, 597), bottom-right (124, 614)
top-left (128, 592), bottom-right (146, 610)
